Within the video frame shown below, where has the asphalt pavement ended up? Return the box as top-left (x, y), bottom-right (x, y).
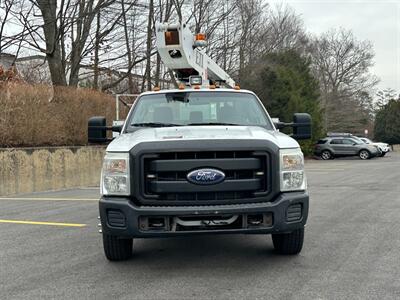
top-left (1, 153), bottom-right (400, 299)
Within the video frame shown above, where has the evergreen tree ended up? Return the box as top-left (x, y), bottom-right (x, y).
top-left (374, 98), bottom-right (400, 144)
top-left (241, 50), bottom-right (324, 154)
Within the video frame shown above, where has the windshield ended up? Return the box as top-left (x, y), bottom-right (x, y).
top-left (351, 136), bottom-right (366, 144)
top-left (126, 92), bottom-right (273, 130)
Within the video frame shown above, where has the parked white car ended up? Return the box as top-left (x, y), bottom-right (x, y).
top-left (358, 137), bottom-right (390, 157)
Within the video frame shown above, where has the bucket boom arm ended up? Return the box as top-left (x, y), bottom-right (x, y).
top-left (155, 22), bottom-right (235, 88)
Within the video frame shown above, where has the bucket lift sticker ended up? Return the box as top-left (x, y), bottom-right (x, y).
top-left (196, 51), bottom-right (203, 68)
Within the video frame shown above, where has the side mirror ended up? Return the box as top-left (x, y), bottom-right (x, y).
top-left (274, 122), bottom-right (285, 130)
top-left (112, 121), bottom-right (123, 133)
top-left (88, 117), bottom-right (124, 144)
top-left (272, 118), bottom-right (284, 130)
top-left (292, 113), bottom-right (312, 140)
top-left (273, 113), bottom-right (312, 140)
top-left (88, 116), bottom-right (108, 143)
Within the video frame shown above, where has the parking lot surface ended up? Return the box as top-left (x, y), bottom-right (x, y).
top-left (1, 153), bottom-right (400, 299)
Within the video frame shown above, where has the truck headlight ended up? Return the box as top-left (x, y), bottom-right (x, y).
top-left (280, 149), bottom-right (306, 192)
top-left (101, 152), bottom-right (130, 196)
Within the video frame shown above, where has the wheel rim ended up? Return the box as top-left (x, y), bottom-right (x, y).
top-left (322, 151), bottom-right (331, 160)
top-left (360, 151), bottom-right (369, 159)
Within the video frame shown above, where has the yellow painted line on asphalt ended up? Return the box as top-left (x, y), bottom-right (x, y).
top-left (0, 197), bottom-right (98, 201)
top-left (0, 219), bottom-right (86, 227)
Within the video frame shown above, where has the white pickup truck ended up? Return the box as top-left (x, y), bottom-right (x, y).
top-left (87, 22), bottom-right (312, 261)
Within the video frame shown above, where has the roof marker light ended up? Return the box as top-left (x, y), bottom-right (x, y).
top-left (178, 83), bottom-right (185, 90)
top-left (234, 85), bottom-right (240, 90)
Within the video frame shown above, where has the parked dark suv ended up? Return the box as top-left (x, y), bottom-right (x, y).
top-left (314, 137), bottom-right (379, 160)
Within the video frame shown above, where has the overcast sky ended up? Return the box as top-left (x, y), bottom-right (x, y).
top-left (269, 0), bottom-right (400, 93)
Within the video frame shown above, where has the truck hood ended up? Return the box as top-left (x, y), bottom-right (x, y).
top-left (106, 126), bottom-right (300, 152)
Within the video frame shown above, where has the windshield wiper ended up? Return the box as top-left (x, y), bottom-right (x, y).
top-left (187, 122), bottom-right (241, 126)
top-left (131, 122), bottom-right (182, 127)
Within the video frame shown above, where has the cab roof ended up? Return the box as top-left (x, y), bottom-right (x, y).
top-left (139, 88), bottom-right (256, 97)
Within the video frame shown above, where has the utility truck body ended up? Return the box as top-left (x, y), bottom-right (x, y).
top-left (88, 23), bottom-right (312, 261)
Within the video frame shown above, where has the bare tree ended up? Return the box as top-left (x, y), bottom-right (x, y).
top-left (201, 0), bottom-right (238, 76)
top-left (121, 0), bottom-right (135, 92)
top-left (310, 29), bottom-right (379, 130)
top-left (153, 0), bottom-right (174, 87)
top-left (68, 0), bottom-right (115, 86)
top-left (237, 0), bottom-right (266, 82)
top-left (90, 0), bottom-right (138, 91)
top-left (0, 0), bottom-right (14, 54)
top-left (34, 0), bottom-right (67, 85)
top-left (375, 88), bottom-right (397, 111)
top-left (171, 0), bottom-right (185, 23)
top-left (261, 4), bottom-right (307, 54)
top-left (11, 0), bottom-right (116, 87)
top-left (144, 0), bottom-right (154, 91)
top-left (0, 0), bottom-right (380, 126)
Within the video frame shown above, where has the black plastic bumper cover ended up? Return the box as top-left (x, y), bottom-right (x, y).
top-left (99, 192), bottom-right (309, 238)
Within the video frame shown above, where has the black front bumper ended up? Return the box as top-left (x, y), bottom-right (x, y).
top-left (99, 192), bottom-right (309, 238)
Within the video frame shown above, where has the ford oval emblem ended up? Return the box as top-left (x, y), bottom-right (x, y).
top-left (187, 168), bottom-right (225, 185)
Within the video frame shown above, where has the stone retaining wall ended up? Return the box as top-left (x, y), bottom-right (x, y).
top-left (0, 146), bottom-right (105, 196)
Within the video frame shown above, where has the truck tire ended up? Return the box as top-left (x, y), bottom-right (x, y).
top-left (321, 150), bottom-right (332, 160)
top-left (359, 150), bottom-right (370, 160)
top-left (272, 227), bottom-right (304, 255)
top-left (103, 234), bottom-right (133, 261)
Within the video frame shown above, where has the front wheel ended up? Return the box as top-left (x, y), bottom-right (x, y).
top-left (321, 150), bottom-right (332, 160)
top-left (272, 227), bottom-right (304, 255)
top-left (103, 234), bottom-right (133, 261)
top-left (359, 150), bottom-right (370, 160)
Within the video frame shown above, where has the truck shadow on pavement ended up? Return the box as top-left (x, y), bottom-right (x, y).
top-left (110, 234), bottom-right (301, 267)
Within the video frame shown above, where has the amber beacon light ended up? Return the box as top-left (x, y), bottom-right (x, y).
top-left (195, 33), bottom-right (206, 41)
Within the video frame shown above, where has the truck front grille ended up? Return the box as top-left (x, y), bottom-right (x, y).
top-left (140, 151), bottom-right (270, 205)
